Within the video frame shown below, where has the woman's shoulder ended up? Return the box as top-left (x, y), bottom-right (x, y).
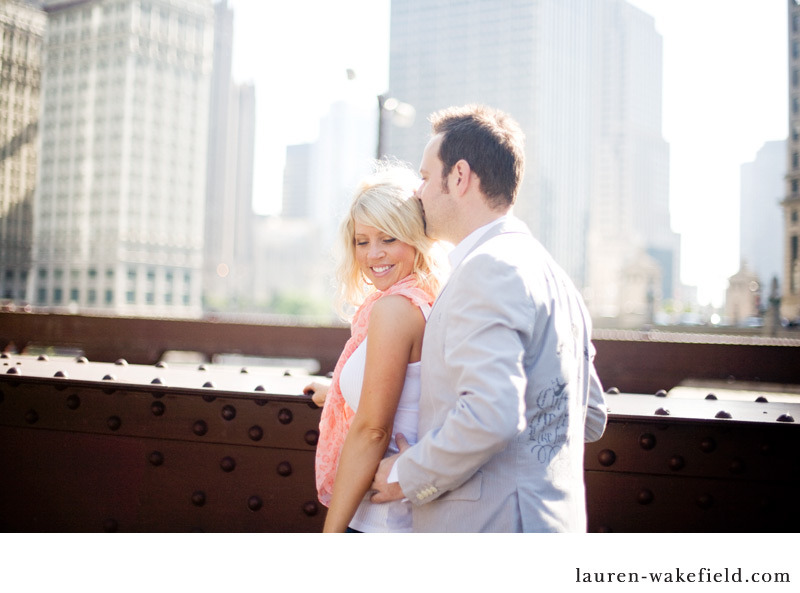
top-left (368, 294), bottom-right (426, 335)
top-left (367, 294), bottom-right (425, 347)
top-left (372, 293), bottom-right (424, 317)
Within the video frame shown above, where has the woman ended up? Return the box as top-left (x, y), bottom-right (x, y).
top-left (306, 163), bottom-right (445, 532)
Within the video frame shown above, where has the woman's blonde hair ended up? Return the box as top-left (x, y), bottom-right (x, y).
top-left (335, 161), bottom-right (445, 318)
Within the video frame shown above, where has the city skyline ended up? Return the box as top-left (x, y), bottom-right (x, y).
top-left (227, 0), bottom-right (788, 308)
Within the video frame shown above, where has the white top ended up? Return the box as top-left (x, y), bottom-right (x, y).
top-left (338, 301), bottom-right (431, 533)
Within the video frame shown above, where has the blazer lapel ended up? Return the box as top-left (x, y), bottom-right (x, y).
top-left (429, 216), bottom-right (530, 315)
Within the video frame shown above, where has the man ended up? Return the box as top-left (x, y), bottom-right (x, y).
top-left (371, 104), bottom-right (607, 532)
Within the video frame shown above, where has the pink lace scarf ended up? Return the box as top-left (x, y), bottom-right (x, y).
top-left (315, 274), bottom-right (434, 507)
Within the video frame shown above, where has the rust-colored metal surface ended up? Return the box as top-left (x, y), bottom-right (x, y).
top-left (585, 390), bottom-right (800, 532)
top-left (3, 312), bottom-right (800, 394)
top-left (0, 354), bottom-right (326, 532)
top-left (592, 330), bottom-right (800, 394)
top-left (0, 312), bottom-right (351, 373)
top-left (3, 353), bottom-right (799, 532)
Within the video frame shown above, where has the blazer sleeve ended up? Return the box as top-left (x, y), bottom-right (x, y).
top-left (584, 363), bottom-right (607, 443)
top-left (396, 252), bottom-right (533, 504)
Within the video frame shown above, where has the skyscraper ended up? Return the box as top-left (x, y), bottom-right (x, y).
top-left (740, 140), bottom-right (785, 291)
top-left (202, 0), bottom-right (257, 310)
top-left (386, 0), bottom-right (679, 320)
top-left (32, 0), bottom-right (213, 317)
top-left (0, 1), bottom-right (45, 306)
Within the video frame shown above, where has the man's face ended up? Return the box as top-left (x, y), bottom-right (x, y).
top-left (416, 134), bottom-right (455, 241)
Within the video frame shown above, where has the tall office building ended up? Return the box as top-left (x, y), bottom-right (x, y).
top-left (32, 0), bottom-right (213, 317)
top-left (202, 0), bottom-right (256, 310)
top-left (387, 0), bottom-right (679, 320)
top-left (232, 80), bottom-right (255, 272)
top-left (0, 1), bottom-right (46, 305)
top-left (784, 0), bottom-right (800, 320)
top-left (740, 140), bottom-right (785, 291)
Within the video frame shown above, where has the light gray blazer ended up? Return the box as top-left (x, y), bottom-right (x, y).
top-left (395, 217), bottom-right (607, 532)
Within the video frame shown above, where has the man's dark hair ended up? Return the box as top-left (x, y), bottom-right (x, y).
top-left (430, 104), bottom-right (525, 209)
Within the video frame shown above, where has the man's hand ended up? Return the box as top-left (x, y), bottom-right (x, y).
top-left (370, 433), bottom-right (410, 503)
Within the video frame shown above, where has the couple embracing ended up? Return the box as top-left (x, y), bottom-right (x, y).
top-left (304, 104), bottom-right (607, 533)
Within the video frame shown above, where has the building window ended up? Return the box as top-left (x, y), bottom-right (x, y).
top-left (105, 289), bottom-right (113, 304)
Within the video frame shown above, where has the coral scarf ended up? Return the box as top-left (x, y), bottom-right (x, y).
top-left (315, 274), bottom-right (434, 507)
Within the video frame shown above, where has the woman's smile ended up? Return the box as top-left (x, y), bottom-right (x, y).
top-left (354, 223), bottom-right (417, 291)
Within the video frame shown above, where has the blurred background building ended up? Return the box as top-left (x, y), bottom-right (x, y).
top-left (734, 139), bottom-right (785, 321)
top-left (203, 0), bottom-right (256, 312)
top-left (784, 0), bottom-right (800, 321)
top-left (385, 0), bottom-right (681, 326)
top-left (28, 0), bottom-right (214, 317)
top-left (0, 0), bottom-right (45, 306)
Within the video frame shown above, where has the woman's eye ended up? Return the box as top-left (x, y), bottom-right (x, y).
top-left (383, 238), bottom-right (396, 244)
top-left (355, 241), bottom-right (367, 246)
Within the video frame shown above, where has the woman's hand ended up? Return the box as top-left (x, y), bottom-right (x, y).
top-left (304, 380), bottom-right (330, 407)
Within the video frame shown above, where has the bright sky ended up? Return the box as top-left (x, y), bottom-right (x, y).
top-left (226, 0), bottom-right (788, 307)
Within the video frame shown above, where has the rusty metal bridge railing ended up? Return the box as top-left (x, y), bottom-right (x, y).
top-left (1, 312), bottom-right (799, 532)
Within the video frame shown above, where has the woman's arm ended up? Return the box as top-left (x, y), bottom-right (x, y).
top-left (322, 295), bottom-right (425, 532)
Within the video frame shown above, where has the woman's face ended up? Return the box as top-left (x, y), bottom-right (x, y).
top-left (353, 222), bottom-right (417, 291)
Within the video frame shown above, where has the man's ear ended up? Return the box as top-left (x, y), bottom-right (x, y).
top-left (452, 159), bottom-right (472, 196)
